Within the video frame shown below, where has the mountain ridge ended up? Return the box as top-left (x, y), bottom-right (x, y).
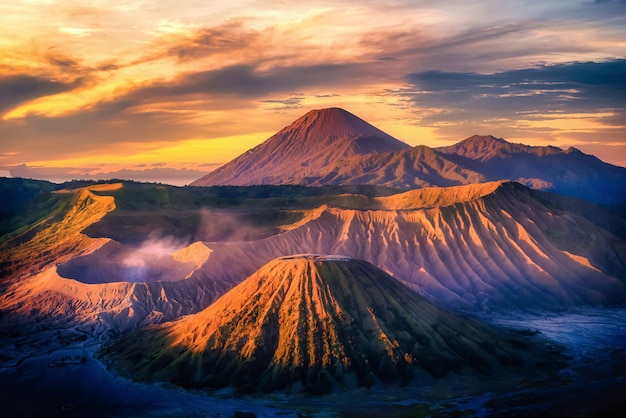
top-left (192, 108), bottom-right (626, 204)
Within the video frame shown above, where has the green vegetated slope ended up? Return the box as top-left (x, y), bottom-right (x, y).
top-left (0, 178), bottom-right (58, 238)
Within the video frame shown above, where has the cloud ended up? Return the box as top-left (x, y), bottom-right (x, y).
top-left (123, 61), bottom-right (385, 107)
top-left (395, 59), bottom-right (626, 164)
top-left (402, 60), bottom-right (626, 123)
top-left (163, 19), bottom-right (260, 62)
top-left (315, 93), bottom-right (340, 98)
top-left (0, 75), bottom-right (79, 114)
top-left (44, 48), bottom-right (85, 74)
top-left (0, 57), bottom-right (382, 165)
top-left (2, 1), bottom-right (626, 171)
top-left (57, 25), bottom-right (99, 38)
top-left (262, 93), bottom-right (306, 111)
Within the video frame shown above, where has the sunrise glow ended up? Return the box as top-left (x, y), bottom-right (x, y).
top-left (1, 0), bottom-right (625, 184)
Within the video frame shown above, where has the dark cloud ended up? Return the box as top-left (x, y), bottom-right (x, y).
top-left (314, 93), bottom-right (341, 98)
top-left (45, 48), bottom-right (84, 73)
top-left (0, 75), bottom-right (78, 114)
top-left (132, 62), bottom-right (375, 101)
top-left (0, 60), bottom-right (381, 162)
top-left (403, 60), bottom-right (626, 124)
top-left (262, 93), bottom-right (305, 111)
top-left (166, 20), bottom-right (260, 62)
top-left (593, 0), bottom-right (626, 4)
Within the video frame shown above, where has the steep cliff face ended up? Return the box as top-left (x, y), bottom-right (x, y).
top-left (105, 256), bottom-right (529, 393)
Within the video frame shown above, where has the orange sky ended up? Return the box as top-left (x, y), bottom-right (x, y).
top-left (1, 0), bottom-right (625, 184)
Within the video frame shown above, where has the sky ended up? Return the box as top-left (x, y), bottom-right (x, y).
top-left (1, 0), bottom-right (625, 185)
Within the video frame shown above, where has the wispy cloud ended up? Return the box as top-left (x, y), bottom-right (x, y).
top-left (403, 60), bottom-right (626, 121)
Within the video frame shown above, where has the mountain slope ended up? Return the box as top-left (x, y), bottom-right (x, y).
top-left (192, 108), bottom-right (409, 186)
top-left (436, 135), bottom-right (626, 204)
top-left (105, 256), bottom-right (531, 393)
top-left (0, 183), bottom-right (118, 281)
top-left (0, 184), bottom-right (235, 334)
top-left (2, 181), bottom-right (624, 337)
top-left (191, 181), bottom-right (626, 311)
top-left (287, 145), bottom-right (485, 189)
top-left (191, 109), bottom-right (626, 204)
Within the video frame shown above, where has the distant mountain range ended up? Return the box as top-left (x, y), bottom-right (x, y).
top-left (192, 108), bottom-right (626, 205)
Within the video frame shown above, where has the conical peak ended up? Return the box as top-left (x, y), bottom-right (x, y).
top-left (257, 254), bottom-right (368, 287)
top-left (277, 107), bottom-right (405, 145)
top-left (108, 253), bottom-right (532, 393)
top-left (299, 107), bottom-right (369, 126)
top-left (306, 107), bottom-right (351, 117)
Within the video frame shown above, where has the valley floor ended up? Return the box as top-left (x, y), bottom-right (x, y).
top-left (1, 309), bottom-right (625, 417)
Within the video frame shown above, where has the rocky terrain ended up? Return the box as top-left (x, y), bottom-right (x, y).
top-left (1, 179), bottom-right (624, 338)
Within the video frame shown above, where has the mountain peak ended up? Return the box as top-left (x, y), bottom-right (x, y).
top-left (191, 108), bottom-right (409, 186)
top-left (437, 135), bottom-right (528, 161)
top-left (455, 135), bottom-right (510, 152)
top-left (274, 107), bottom-right (407, 146)
top-left (461, 134), bottom-right (508, 145)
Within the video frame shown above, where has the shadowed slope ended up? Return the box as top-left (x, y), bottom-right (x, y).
top-left (437, 135), bottom-right (626, 204)
top-left (105, 256), bottom-right (529, 393)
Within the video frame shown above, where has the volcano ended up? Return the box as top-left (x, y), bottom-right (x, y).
top-left (191, 108), bottom-right (626, 204)
top-left (105, 255), bottom-right (531, 394)
top-left (191, 107), bottom-right (410, 187)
